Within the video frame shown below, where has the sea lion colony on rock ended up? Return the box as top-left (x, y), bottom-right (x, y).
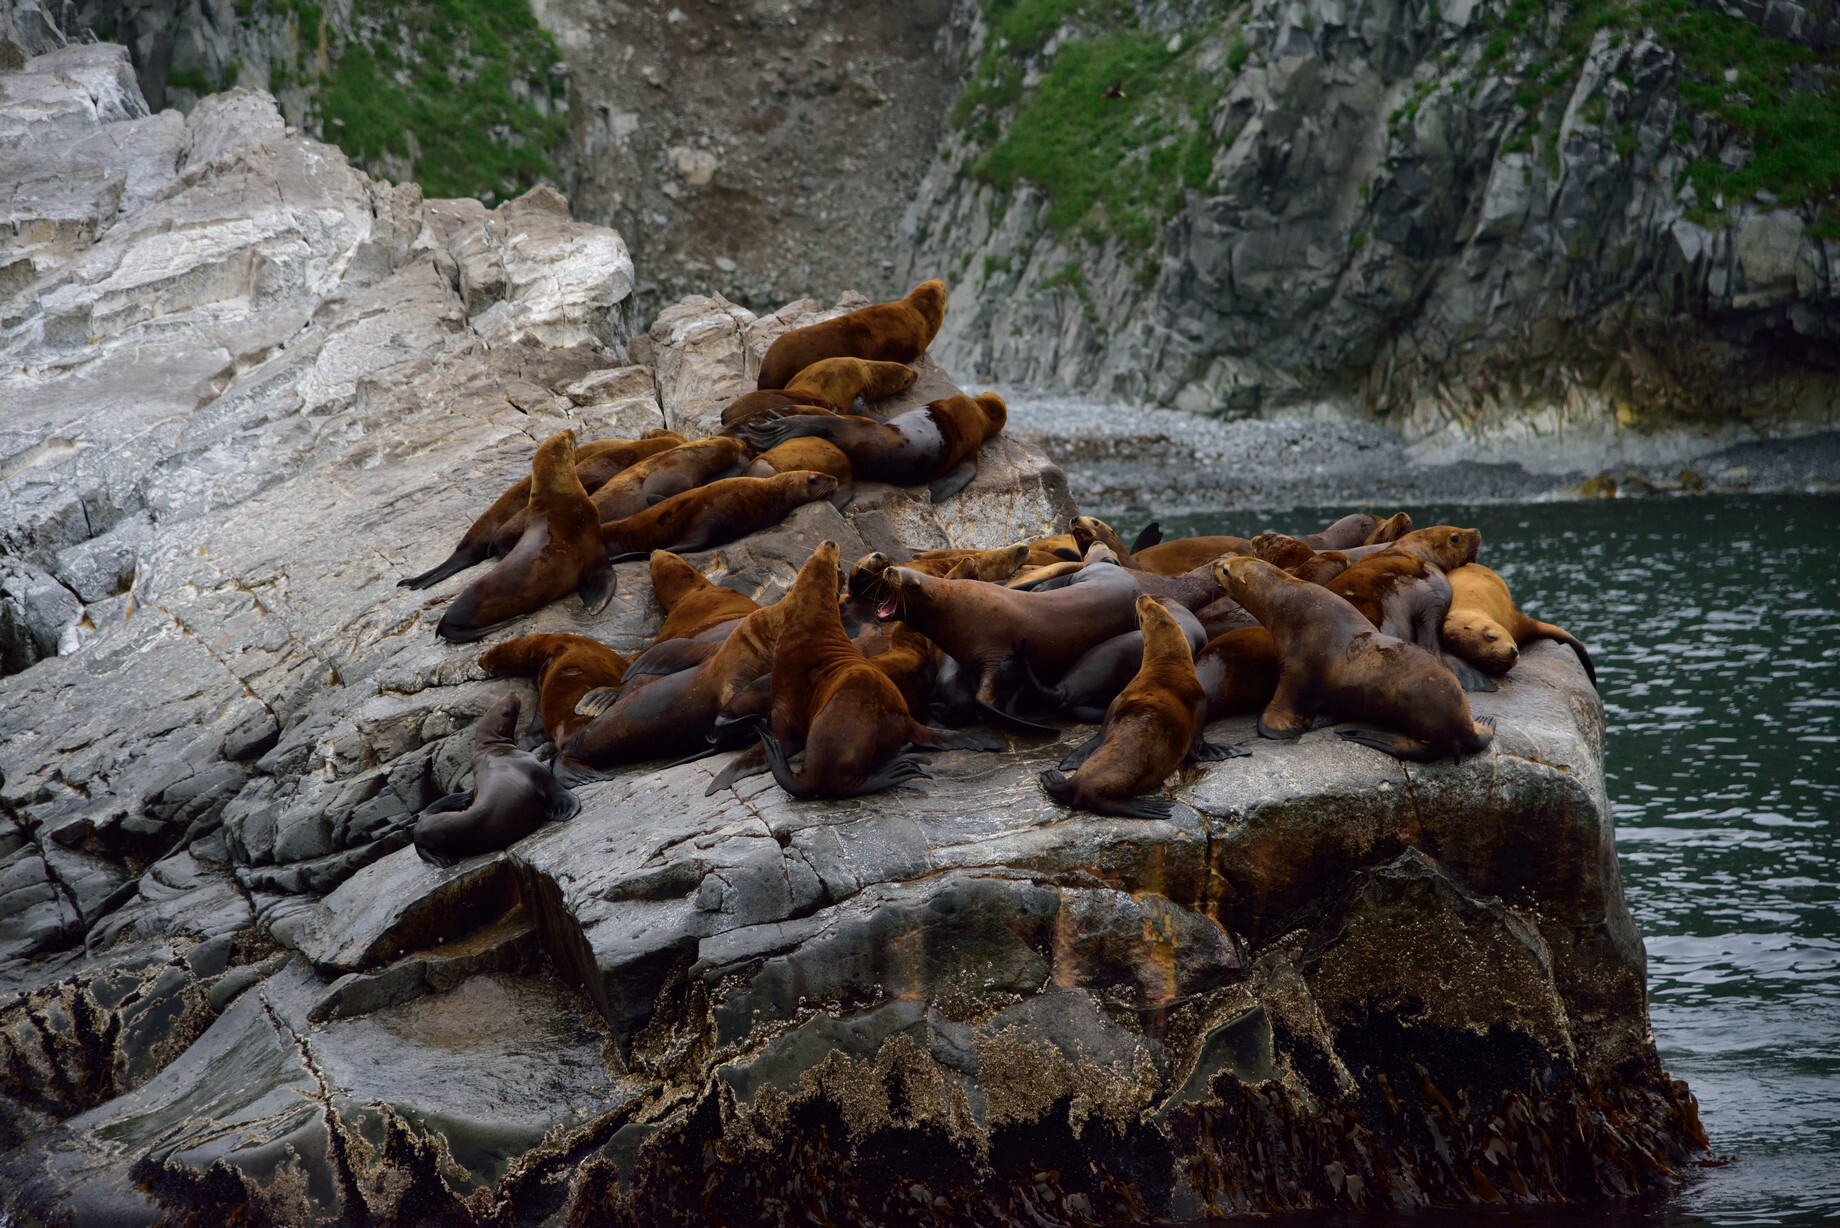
top-left (392, 282), bottom-right (1594, 859)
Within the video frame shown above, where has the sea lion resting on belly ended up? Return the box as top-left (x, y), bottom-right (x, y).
top-left (742, 438), bottom-right (856, 509)
top-left (1442, 563), bottom-right (1597, 684)
top-left (1021, 595), bottom-right (1209, 723)
top-left (601, 471), bottom-right (838, 562)
top-left (478, 634), bottom-right (629, 746)
top-left (415, 693), bottom-right (579, 866)
top-left (436, 431), bottom-right (614, 643)
top-left (756, 280), bottom-right (948, 390)
top-left (1039, 595), bottom-right (1243, 820)
top-left (649, 550), bottom-right (760, 644)
top-left (741, 392), bottom-right (1007, 503)
top-left (1194, 627), bottom-right (1282, 719)
top-left (399, 431), bottom-right (685, 589)
top-left (1325, 525), bottom-right (1495, 691)
top-left (722, 358), bottom-right (918, 429)
top-left (588, 437), bottom-right (747, 526)
top-left (1215, 556), bottom-right (1494, 763)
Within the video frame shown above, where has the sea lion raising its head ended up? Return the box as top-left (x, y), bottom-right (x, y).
top-left (649, 551), bottom-right (760, 644)
top-left (478, 634), bottom-right (629, 746)
top-left (1442, 564), bottom-right (1597, 684)
top-left (436, 431), bottom-right (614, 643)
top-left (414, 693), bottom-right (579, 866)
top-left (756, 281), bottom-right (948, 390)
top-left (1039, 595), bottom-right (1243, 820)
top-left (1326, 530), bottom-right (1495, 693)
top-left (600, 471), bottom-right (838, 562)
top-left (1214, 556), bottom-right (1495, 762)
top-left (741, 392), bottom-right (1006, 503)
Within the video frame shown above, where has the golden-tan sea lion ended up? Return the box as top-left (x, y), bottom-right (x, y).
top-left (741, 391), bottom-right (1006, 502)
top-left (414, 693), bottom-right (579, 866)
top-left (1039, 595), bottom-right (1241, 820)
top-left (1132, 536), bottom-right (1255, 576)
top-left (601, 471), bottom-right (838, 562)
top-left (1442, 563), bottom-right (1597, 684)
top-left (649, 551), bottom-right (761, 644)
top-left (436, 431), bottom-right (614, 643)
top-left (756, 280), bottom-right (948, 389)
top-left (722, 357), bottom-right (918, 428)
top-left (589, 436), bottom-right (747, 525)
top-left (741, 437), bottom-right (855, 509)
top-left (479, 634), bottom-right (629, 746)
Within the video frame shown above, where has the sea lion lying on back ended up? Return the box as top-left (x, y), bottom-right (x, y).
top-left (415, 693), bottom-right (579, 866)
top-left (1039, 595), bottom-right (1241, 820)
top-left (601, 471), bottom-right (838, 561)
top-left (479, 634), bottom-right (628, 746)
top-left (399, 431), bottom-right (684, 589)
top-left (741, 392), bottom-right (1007, 503)
top-left (437, 431), bottom-right (614, 643)
top-left (1215, 557), bottom-right (1494, 762)
top-left (756, 280), bottom-right (948, 390)
top-left (722, 358), bottom-right (918, 429)
top-left (1442, 564), bottom-right (1597, 684)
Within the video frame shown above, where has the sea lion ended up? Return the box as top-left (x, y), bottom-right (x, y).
top-left (436, 431), bottom-right (614, 642)
top-left (1214, 557), bottom-right (1495, 762)
top-left (650, 551), bottom-right (760, 644)
top-left (555, 601), bottom-right (787, 780)
top-left (415, 693), bottom-right (579, 866)
top-left (1249, 533), bottom-right (1319, 571)
top-left (742, 391), bottom-right (1007, 503)
top-left (742, 437), bottom-right (855, 509)
top-left (750, 541), bottom-right (998, 799)
top-left (1038, 596), bottom-right (1241, 820)
top-left (1290, 550), bottom-right (1352, 585)
top-left (1441, 564), bottom-right (1597, 683)
top-left (399, 432), bottom-right (685, 589)
top-left (1362, 512), bottom-right (1414, 545)
top-left (601, 472), bottom-right (838, 562)
top-left (1299, 513), bottom-right (1385, 552)
top-left (1025, 532), bottom-right (1085, 567)
top-left (1070, 516), bottom-right (1133, 562)
top-left (722, 358), bottom-right (919, 428)
top-left (1021, 596), bottom-right (1208, 722)
top-left (1132, 535), bottom-right (1255, 576)
top-left (1325, 544), bottom-right (1494, 692)
top-left (756, 280), bottom-right (948, 390)
top-left (1194, 627), bottom-right (1281, 719)
top-left (589, 436), bottom-right (747, 525)
top-left (479, 634), bottom-right (629, 746)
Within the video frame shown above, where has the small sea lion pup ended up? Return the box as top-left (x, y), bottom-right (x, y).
top-left (601, 471), bottom-right (838, 561)
top-left (1040, 595), bottom-right (1242, 820)
top-left (721, 358), bottom-right (918, 429)
top-left (1442, 563), bottom-right (1597, 684)
top-left (399, 431), bottom-right (684, 589)
top-left (742, 391), bottom-right (1007, 503)
top-left (479, 634), bottom-right (629, 746)
top-left (1214, 557), bottom-right (1496, 763)
top-left (437, 431), bottom-right (614, 642)
top-left (415, 693), bottom-right (579, 866)
top-left (756, 280), bottom-right (948, 390)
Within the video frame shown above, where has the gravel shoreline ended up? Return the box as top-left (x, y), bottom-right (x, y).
top-left (990, 387), bottom-right (1840, 514)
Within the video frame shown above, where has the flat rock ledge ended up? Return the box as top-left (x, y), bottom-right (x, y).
top-left (0, 50), bottom-right (1701, 1226)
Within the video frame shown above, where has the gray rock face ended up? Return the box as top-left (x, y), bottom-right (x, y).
top-left (900, 0), bottom-right (1840, 472)
top-left (0, 48), bottom-right (1700, 1225)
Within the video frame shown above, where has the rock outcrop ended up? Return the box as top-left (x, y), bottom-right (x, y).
top-left (0, 49), bottom-right (1701, 1225)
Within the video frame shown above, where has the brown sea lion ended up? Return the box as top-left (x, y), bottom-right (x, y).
top-left (650, 551), bottom-right (760, 644)
top-left (756, 281), bottom-right (948, 390)
top-left (1290, 550), bottom-right (1352, 585)
top-left (1006, 559), bottom-right (1086, 589)
top-left (1299, 513), bottom-right (1385, 552)
top-left (723, 358), bottom-right (919, 428)
top-left (1132, 535), bottom-right (1255, 577)
top-left (1070, 516), bottom-right (1133, 562)
top-left (437, 431), bottom-right (614, 643)
top-left (750, 541), bottom-right (998, 799)
top-left (1214, 557), bottom-right (1495, 762)
top-left (742, 437), bottom-right (855, 509)
top-left (1039, 595), bottom-right (1241, 820)
top-left (601, 471), bottom-right (838, 562)
top-left (415, 693), bottom-right (579, 866)
top-left (479, 634), bottom-right (629, 746)
top-left (555, 601), bottom-right (787, 781)
top-left (1020, 596), bottom-right (1208, 722)
top-left (399, 432), bottom-right (685, 589)
top-left (742, 392), bottom-right (1006, 502)
top-left (589, 436), bottom-right (747, 525)
top-left (1362, 512), bottom-right (1414, 545)
top-left (1250, 533), bottom-right (1319, 571)
top-left (1025, 532), bottom-right (1085, 567)
top-left (1194, 627), bottom-right (1282, 719)
top-left (1325, 544), bottom-right (1494, 692)
top-left (1442, 564), bottom-right (1597, 684)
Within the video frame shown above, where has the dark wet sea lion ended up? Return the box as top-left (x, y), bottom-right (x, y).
top-left (742, 391), bottom-right (1007, 503)
top-left (436, 431), bottom-right (614, 643)
top-left (588, 436), bottom-right (747, 525)
top-left (415, 693), bottom-right (578, 866)
top-left (1039, 596), bottom-right (1242, 820)
top-left (756, 280), bottom-right (948, 390)
top-left (742, 437), bottom-right (855, 509)
top-left (478, 633), bottom-right (629, 746)
top-left (1132, 536), bottom-right (1255, 577)
top-left (1022, 596), bottom-right (1208, 722)
top-left (601, 471), bottom-right (838, 562)
top-left (650, 551), bottom-right (760, 644)
top-left (1194, 627), bottom-right (1282, 719)
top-left (752, 541), bottom-right (998, 799)
top-left (1442, 563), bottom-right (1597, 684)
top-left (399, 432), bottom-right (685, 589)
top-left (1214, 557), bottom-right (1495, 762)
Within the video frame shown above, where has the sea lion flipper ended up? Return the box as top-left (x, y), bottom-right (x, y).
top-left (1191, 736), bottom-right (1248, 763)
top-left (576, 556), bottom-right (616, 614)
top-left (1109, 798), bottom-right (1177, 821)
top-left (705, 743), bottom-right (771, 796)
top-left (399, 547), bottom-right (484, 590)
top-left (574, 686), bottom-right (622, 718)
top-left (545, 784), bottom-right (582, 824)
top-left (1058, 731), bottom-right (1103, 772)
top-left (1256, 677), bottom-right (1315, 739)
top-left (1441, 651), bottom-right (1499, 693)
top-left (910, 724), bottom-right (1003, 752)
top-left (1337, 727), bottom-right (1440, 762)
top-left (415, 842), bottom-right (459, 868)
top-left (421, 791), bottom-right (474, 816)
top-left (1129, 522), bottom-right (1163, 554)
top-left (928, 459), bottom-right (978, 504)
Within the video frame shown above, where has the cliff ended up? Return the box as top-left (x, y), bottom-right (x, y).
top-left (0, 44), bottom-right (1703, 1224)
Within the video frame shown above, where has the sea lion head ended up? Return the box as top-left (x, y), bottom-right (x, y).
top-left (1214, 556), bottom-right (1292, 617)
top-left (875, 565), bottom-right (933, 622)
top-left (1071, 515), bottom-right (1126, 557)
top-left (772, 470), bottom-right (840, 506)
top-left (475, 691), bottom-right (522, 749)
top-left (943, 543), bottom-right (1030, 582)
top-left (1250, 532), bottom-right (1316, 571)
top-left (531, 430), bottom-right (582, 495)
top-left (1396, 525), bottom-right (1481, 571)
top-left (973, 391), bottom-right (1007, 439)
top-left (1445, 612), bottom-right (1520, 673)
top-left (1364, 512), bottom-right (1414, 544)
top-left (847, 552), bottom-right (895, 600)
top-left (908, 279), bottom-right (949, 334)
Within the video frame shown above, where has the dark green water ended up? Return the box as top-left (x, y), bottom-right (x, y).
top-left (1135, 495), bottom-right (1840, 1226)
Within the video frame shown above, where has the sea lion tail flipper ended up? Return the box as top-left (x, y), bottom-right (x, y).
top-left (705, 743), bottom-right (771, 796)
top-left (740, 415), bottom-right (823, 453)
top-left (928, 459), bottom-right (978, 504)
top-left (1109, 798), bottom-right (1178, 821)
top-left (1441, 651), bottom-right (1499, 693)
top-left (546, 783), bottom-right (582, 824)
top-left (757, 728), bottom-right (821, 799)
top-left (1336, 727), bottom-right (1441, 762)
top-left (575, 687), bottom-right (623, 718)
top-left (1058, 732), bottom-right (1103, 772)
top-left (855, 752), bottom-right (934, 795)
top-left (911, 724), bottom-right (1004, 752)
top-left (1191, 737), bottom-right (1250, 763)
top-left (421, 791), bottom-right (474, 816)
top-left (577, 558), bottom-right (616, 614)
top-left (552, 756), bottom-right (610, 788)
top-left (399, 547), bottom-right (483, 590)
top-left (415, 841), bottom-right (458, 868)
top-left (1037, 768), bottom-right (1078, 805)
top-left (1531, 622), bottom-right (1597, 684)
top-left (1129, 522), bottom-right (1163, 554)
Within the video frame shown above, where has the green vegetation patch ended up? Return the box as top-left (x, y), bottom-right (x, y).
top-left (953, 0), bottom-right (1232, 248)
top-left (313, 0), bottom-right (568, 201)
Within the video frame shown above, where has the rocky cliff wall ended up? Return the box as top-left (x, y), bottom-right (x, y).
top-left (900, 0), bottom-right (1840, 471)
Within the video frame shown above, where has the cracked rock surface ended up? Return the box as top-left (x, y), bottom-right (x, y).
top-left (0, 48), bottom-right (1699, 1225)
